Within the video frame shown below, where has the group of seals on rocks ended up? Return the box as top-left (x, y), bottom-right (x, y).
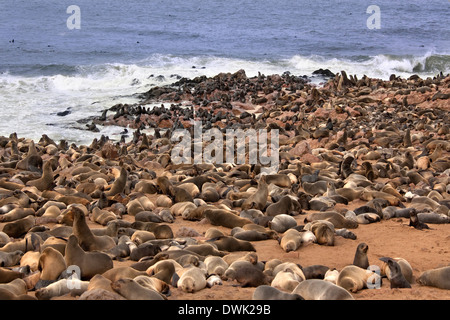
top-left (0, 69), bottom-right (449, 300)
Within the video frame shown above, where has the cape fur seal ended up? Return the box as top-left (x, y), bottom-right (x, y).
top-left (268, 214), bottom-right (297, 233)
top-left (176, 266), bottom-right (207, 293)
top-left (416, 266), bottom-right (450, 290)
top-left (304, 211), bottom-right (358, 229)
top-left (292, 279), bottom-right (354, 300)
top-left (337, 265), bottom-right (381, 293)
top-left (1, 215), bottom-right (35, 238)
top-left (38, 247), bottom-right (67, 281)
top-left (112, 278), bottom-right (165, 300)
top-left (71, 206), bottom-right (116, 252)
top-left (35, 278), bottom-right (89, 300)
top-left (265, 195), bottom-right (299, 217)
top-left (0, 250), bottom-right (23, 267)
top-left (352, 243), bottom-right (369, 269)
top-left (252, 285), bottom-right (304, 300)
top-left (204, 208), bottom-right (252, 229)
top-left (378, 257), bottom-right (411, 289)
top-left (241, 175), bottom-right (269, 211)
top-left (64, 235), bottom-right (113, 280)
top-left (105, 167), bottom-right (128, 196)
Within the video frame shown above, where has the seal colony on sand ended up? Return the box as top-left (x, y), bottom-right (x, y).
top-left (0, 69), bottom-right (449, 300)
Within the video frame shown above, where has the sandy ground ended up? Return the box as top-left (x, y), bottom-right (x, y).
top-left (13, 196), bottom-right (447, 301)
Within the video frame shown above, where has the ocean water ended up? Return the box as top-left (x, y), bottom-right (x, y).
top-left (0, 0), bottom-right (449, 145)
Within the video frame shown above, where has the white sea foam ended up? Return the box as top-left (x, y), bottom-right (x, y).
top-left (0, 53), bottom-right (448, 145)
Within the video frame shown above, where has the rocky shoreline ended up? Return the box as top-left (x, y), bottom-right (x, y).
top-left (0, 69), bottom-right (449, 300)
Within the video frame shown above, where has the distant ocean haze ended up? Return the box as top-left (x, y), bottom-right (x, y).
top-left (0, 0), bottom-right (448, 144)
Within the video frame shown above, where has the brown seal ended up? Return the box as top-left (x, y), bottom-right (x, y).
top-left (38, 247), bottom-right (67, 281)
top-left (71, 205), bottom-right (116, 251)
top-left (265, 195), bottom-right (299, 217)
top-left (416, 266), bottom-right (450, 290)
top-left (0, 267), bottom-right (24, 283)
top-left (64, 235), bottom-right (114, 280)
top-left (25, 161), bottom-right (54, 191)
top-left (241, 175), bottom-right (269, 211)
top-left (176, 266), bottom-right (207, 293)
top-left (0, 250), bottom-right (23, 267)
top-left (105, 167), bottom-right (128, 196)
top-left (112, 278), bottom-right (165, 300)
top-left (352, 242), bottom-right (369, 269)
top-left (229, 264), bottom-right (270, 287)
top-left (101, 266), bottom-right (147, 282)
top-left (204, 208), bottom-right (252, 229)
top-left (1, 215), bottom-right (35, 238)
top-left (378, 257), bottom-right (411, 289)
top-left (337, 265), bottom-right (381, 293)
top-left (304, 211), bottom-right (358, 229)
top-left (207, 236), bottom-right (256, 252)
top-left (252, 285), bottom-right (304, 300)
top-left (279, 229), bottom-right (303, 252)
top-left (292, 279), bottom-right (354, 300)
top-left (0, 287), bottom-right (36, 300)
top-left (0, 207), bottom-right (35, 223)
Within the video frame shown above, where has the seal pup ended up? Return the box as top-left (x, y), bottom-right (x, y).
top-left (352, 243), bottom-right (369, 269)
top-left (206, 274), bottom-right (223, 288)
top-left (378, 257), bottom-right (411, 289)
top-left (64, 235), bottom-right (114, 280)
top-left (409, 208), bottom-right (430, 230)
top-left (252, 285), bottom-right (304, 300)
top-left (380, 257), bottom-right (413, 283)
top-left (35, 278), bottom-right (89, 300)
top-left (292, 279), bottom-right (354, 300)
top-left (302, 265), bottom-right (330, 280)
top-left (134, 275), bottom-right (170, 296)
top-left (416, 266), bottom-right (450, 290)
